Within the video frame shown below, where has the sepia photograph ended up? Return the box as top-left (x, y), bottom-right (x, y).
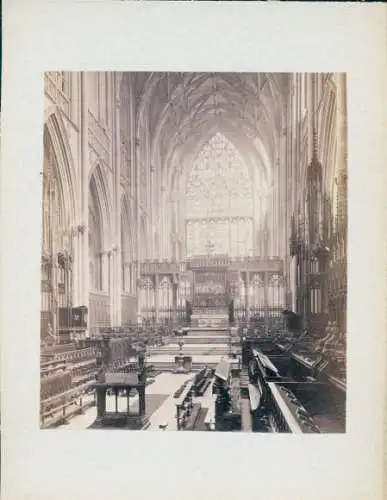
top-left (40, 72), bottom-right (347, 433)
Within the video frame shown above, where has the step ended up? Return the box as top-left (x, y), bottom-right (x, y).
top-left (181, 336), bottom-right (229, 344)
top-left (149, 348), bottom-right (229, 356)
top-left (188, 328), bottom-right (230, 336)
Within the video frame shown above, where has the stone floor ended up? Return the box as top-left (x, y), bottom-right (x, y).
top-left (60, 372), bottom-right (193, 430)
top-left (59, 372), bottom-right (217, 431)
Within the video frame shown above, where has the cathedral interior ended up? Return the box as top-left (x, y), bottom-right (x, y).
top-left (41, 72), bottom-right (347, 433)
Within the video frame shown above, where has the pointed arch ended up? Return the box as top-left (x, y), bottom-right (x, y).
top-left (186, 132), bottom-right (253, 218)
top-left (121, 192), bottom-right (134, 262)
top-left (89, 163), bottom-right (113, 248)
top-left (120, 192), bottom-right (133, 294)
top-left (41, 110), bottom-right (78, 343)
top-left (320, 87), bottom-right (337, 193)
top-left (44, 106), bottom-right (79, 227)
top-left (140, 215), bottom-right (149, 259)
top-left (88, 172), bottom-right (104, 291)
top-left (184, 132), bottom-right (255, 258)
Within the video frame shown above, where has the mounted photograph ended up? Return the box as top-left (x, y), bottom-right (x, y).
top-left (40, 72), bottom-right (347, 433)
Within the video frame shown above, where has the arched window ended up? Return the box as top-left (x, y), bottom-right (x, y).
top-left (186, 133), bottom-right (254, 257)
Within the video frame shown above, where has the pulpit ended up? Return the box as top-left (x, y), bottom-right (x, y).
top-left (93, 371), bottom-right (148, 429)
top-left (91, 338), bottom-right (149, 429)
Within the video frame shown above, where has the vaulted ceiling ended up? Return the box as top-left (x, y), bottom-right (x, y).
top-left (120, 72), bottom-right (292, 223)
top-left (129, 72), bottom-right (290, 181)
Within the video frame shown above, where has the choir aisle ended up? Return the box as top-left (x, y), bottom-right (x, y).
top-left (60, 373), bottom-right (192, 430)
top-left (40, 72), bottom-right (347, 434)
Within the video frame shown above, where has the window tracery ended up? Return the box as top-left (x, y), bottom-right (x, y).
top-left (185, 133), bottom-right (254, 257)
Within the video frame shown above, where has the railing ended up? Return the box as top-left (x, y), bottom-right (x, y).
top-left (188, 255), bottom-right (230, 269)
top-left (141, 307), bottom-right (187, 325)
top-left (228, 258), bottom-right (283, 272)
top-left (52, 347), bottom-right (97, 363)
top-left (266, 382), bottom-right (303, 433)
top-left (234, 305), bottom-right (285, 325)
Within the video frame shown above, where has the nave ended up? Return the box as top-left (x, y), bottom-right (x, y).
top-left (41, 72), bottom-right (347, 432)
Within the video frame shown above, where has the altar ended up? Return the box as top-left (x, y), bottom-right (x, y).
top-left (191, 313), bottom-right (229, 328)
top-left (189, 255), bottom-right (230, 327)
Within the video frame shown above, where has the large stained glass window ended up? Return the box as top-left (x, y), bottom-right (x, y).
top-left (186, 133), bottom-right (254, 257)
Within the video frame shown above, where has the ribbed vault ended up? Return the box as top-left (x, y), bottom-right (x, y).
top-left (126, 72), bottom-right (291, 259)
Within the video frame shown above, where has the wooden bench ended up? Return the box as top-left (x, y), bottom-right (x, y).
top-left (196, 378), bottom-right (211, 397)
top-left (183, 403), bottom-right (201, 431)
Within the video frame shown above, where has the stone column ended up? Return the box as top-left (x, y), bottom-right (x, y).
top-left (237, 270), bottom-right (241, 318)
top-left (245, 271), bottom-right (250, 320)
top-left (336, 73), bottom-right (347, 333)
top-left (100, 251), bottom-right (108, 292)
top-left (336, 73), bottom-right (347, 173)
top-left (72, 228), bottom-right (79, 306)
top-left (172, 279), bottom-right (178, 326)
top-left (281, 126), bottom-right (287, 259)
top-left (107, 250), bottom-right (113, 326)
top-left (129, 263), bottom-right (134, 295)
top-left (264, 272), bottom-right (269, 334)
top-left (123, 262), bottom-right (128, 294)
top-left (114, 76), bottom-right (122, 327)
top-left (154, 273), bottom-right (159, 324)
top-left (113, 247), bottom-right (121, 326)
top-left (135, 139), bottom-right (141, 321)
top-left (110, 249), bottom-right (116, 326)
top-left (80, 73), bottom-right (89, 311)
